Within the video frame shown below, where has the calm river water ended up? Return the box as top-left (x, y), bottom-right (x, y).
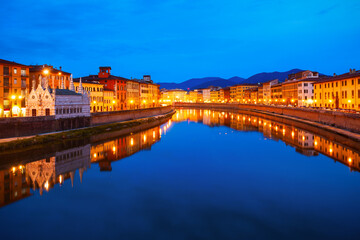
top-left (0, 108), bottom-right (360, 240)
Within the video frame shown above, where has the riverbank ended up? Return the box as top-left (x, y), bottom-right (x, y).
top-left (0, 106), bottom-right (172, 139)
top-left (174, 103), bottom-right (360, 145)
top-left (0, 110), bottom-right (175, 153)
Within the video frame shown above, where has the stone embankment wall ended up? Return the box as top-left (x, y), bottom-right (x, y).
top-left (90, 106), bottom-right (172, 126)
top-left (174, 103), bottom-right (360, 133)
top-left (0, 116), bottom-right (90, 139)
top-left (0, 106), bottom-right (173, 139)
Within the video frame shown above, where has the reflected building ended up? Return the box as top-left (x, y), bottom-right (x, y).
top-left (26, 145), bottom-right (91, 195)
top-left (0, 166), bottom-right (31, 208)
top-left (90, 125), bottom-right (162, 171)
top-left (0, 144), bottom-right (91, 207)
top-left (174, 108), bottom-right (359, 172)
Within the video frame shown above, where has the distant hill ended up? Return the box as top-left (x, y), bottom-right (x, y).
top-left (158, 69), bottom-right (325, 90)
top-left (192, 79), bottom-right (238, 89)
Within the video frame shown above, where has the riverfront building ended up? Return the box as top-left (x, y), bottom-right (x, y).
top-left (29, 64), bottom-right (71, 90)
top-left (26, 76), bottom-right (90, 118)
top-left (161, 89), bottom-right (187, 104)
top-left (126, 79), bottom-right (140, 109)
top-left (220, 87), bottom-right (230, 103)
top-left (74, 78), bottom-right (104, 113)
top-left (0, 59), bottom-right (30, 117)
top-left (313, 69), bottom-right (360, 110)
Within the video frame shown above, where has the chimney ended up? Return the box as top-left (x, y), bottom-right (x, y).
top-left (333, 73), bottom-right (336, 77)
top-left (60, 66), bottom-right (62, 71)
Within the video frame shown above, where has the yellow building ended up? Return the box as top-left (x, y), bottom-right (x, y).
top-left (103, 88), bottom-right (116, 111)
top-left (0, 59), bottom-right (30, 117)
top-left (313, 70), bottom-right (360, 110)
top-left (126, 79), bottom-right (140, 109)
top-left (230, 86), bottom-right (237, 102)
top-left (140, 82), bottom-right (149, 108)
top-left (271, 83), bottom-right (284, 105)
top-left (148, 83), bottom-right (160, 107)
top-left (236, 84), bottom-right (258, 102)
top-left (161, 89), bottom-right (187, 104)
top-left (210, 90), bottom-right (220, 102)
top-left (74, 79), bottom-right (104, 112)
top-left (188, 90), bottom-right (202, 103)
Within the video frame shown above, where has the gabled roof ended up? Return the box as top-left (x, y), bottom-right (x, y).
top-left (55, 89), bottom-right (81, 96)
top-left (78, 74), bottom-right (130, 81)
top-left (29, 65), bottom-right (71, 75)
top-left (314, 71), bottom-right (360, 84)
top-left (0, 59), bottom-right (29, 67)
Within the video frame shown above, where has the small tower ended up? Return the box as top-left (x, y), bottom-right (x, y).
top-left (69, 74), bottom-right (75, 91)
top-left (78, 77), bottom-right (84, 94)
top-left (98, 66), bottom-right (111, 78)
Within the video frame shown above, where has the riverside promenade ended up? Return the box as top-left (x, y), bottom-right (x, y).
top-left (0, 106), bottom-right (173, 139)
top-left (174, 103), bottom-right (360, 143)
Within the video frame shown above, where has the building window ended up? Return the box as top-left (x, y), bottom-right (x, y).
top-left (4, 77), bottom-right (9, 87)
top-left (32, 109), bottom-right (36, 116)
top-left (3, 66), bottom-right (9, 75)
top-left (14, 78), bottom-right (17, 85)
top-left (45, 108), bottom-right (50, 116)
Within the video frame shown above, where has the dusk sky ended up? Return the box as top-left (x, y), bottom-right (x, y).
top-left (1, 0), bottom-right (359, 83)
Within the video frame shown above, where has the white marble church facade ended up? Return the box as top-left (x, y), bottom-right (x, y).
top-left (26, 75), bottom-right (90, 119)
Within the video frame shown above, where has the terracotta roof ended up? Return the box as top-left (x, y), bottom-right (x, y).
top-left (313, 71), bottom-right (360, 84)
top-left (77, 74), bottom-right (130, 81)
top-left (29, 65), bottom-right (71, 75)
top-left (73, 78), bottom-right (103, 85)
top-left (282, 77), bottom-right (322, 85)
top-left (0, 59), bottom-right (29, 67)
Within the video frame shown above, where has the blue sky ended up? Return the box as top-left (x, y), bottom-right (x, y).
top-left (0, 0), bottom-right (359, 82)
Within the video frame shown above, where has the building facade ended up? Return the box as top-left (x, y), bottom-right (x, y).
top-left (313, 69), bottom-right (360, 110)
top-left (26, 76), bottom-right (90, 118)
top-left (0, 59), bottom-right (30, 117)
top-left (29, 64), bottom-right (71, 90)
top-left (126, 79), bottom-right (140, 109)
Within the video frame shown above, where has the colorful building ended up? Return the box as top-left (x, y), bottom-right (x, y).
top-left (313, 69), bottom-right (360, 110)
top-left (220, 87), bottom-right (230, 103)
top-left (74, 78), bottom-right (104, 112)
top-left (103, 88), bottom-right (116, 111)
top-left (78, 67), bottom-right (128, 110)
top-left (161, 89), bottom-right (187, 104)
top-left (210, 90), bottom-right (220, 102)
top-left (29, 64), bottom-right (71, 90)
top-left (0, 59), bottom-right (30, 117)
top-left (235, 84), bottom-right (258, 102)
top-left (126, 79), bottom-right (140, 109)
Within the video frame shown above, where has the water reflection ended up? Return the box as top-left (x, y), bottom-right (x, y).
top-left (90, 125), bottom-right (163, 171)
top-left (0, 123), bottom-right (172, 208)
top-left (1, 109), bottom-right (358, 209)
top-left (174, 108), bottom-right (360, 172)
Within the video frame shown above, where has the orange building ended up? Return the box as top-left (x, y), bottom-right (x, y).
top-left (79, 67), bottom-right (128, 110)
top-left (29, 64), bottom-right (71, 90)
top-left (0, 166), bottom-right (31, 208)
top-left (0, 59), bottom-right (30, 117)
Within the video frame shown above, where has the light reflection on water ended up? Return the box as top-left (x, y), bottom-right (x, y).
top-left (0, 108), bottom-right (359, 240)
